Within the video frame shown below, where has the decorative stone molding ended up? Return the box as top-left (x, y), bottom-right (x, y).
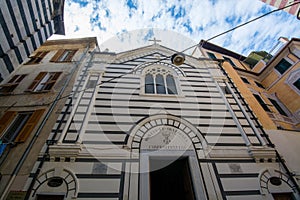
top-left (48, 144), bottom-right (82, 162)
top-left (248, 146), bottom-right (276, 162)
top-left (259, 168), bottom-right (299, 197)
top-left (209, 147), bottom-right (250, 158)
top-left (31, 167), bottom-right (79, 199)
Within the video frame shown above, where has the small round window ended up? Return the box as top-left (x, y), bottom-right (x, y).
top-left (47, 177), bottom-right (64, 187)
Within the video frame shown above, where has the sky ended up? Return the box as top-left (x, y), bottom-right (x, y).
top-left (53, 0), bottom-right (300, 56)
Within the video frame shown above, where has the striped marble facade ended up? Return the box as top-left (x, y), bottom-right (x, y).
top-left (24, 44), bottom-right (299, 200)
top-left (0, 0), bottom-right (65, 82)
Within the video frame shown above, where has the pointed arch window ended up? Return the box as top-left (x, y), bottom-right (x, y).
top-left (144, 67), bottom-right (178, 95)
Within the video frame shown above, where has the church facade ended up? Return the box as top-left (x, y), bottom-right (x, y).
top-left (24, 42), bottom-right (299, 200)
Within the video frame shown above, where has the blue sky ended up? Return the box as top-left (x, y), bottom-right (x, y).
top-left (55, 0), bottom-right (300, 56)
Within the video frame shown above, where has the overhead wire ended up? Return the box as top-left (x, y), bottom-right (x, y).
top-left (5, 1), bottom-right (300, 107)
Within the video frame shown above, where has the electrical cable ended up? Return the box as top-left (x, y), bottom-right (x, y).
top-left (4, 1), bottom-right (299, 108)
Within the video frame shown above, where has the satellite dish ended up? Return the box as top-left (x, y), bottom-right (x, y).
top-left (171, 53), bottom-right (185, 66)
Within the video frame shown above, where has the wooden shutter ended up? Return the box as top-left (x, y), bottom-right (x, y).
top-left (27, 72), bottom-right (47, 91)
top-left (0, 111), bottom-right (17, 136)
top-left (8, 75), bottom-right (19, 83)
top-left (15, 109), bottom-right (45, 142)
top-left (65, 49), bottom-right (77, 62)
top-left (50, 49), bottom-right (64, 62)
top-left (43, 72), bottom-right (62, 91)
top-left (38, 51), bottom-right (49, 58)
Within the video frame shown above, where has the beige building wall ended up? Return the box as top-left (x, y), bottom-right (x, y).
top-left (0, 37), bottom-right (97, 199)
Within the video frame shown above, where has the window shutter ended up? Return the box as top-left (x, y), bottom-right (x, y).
top-left (39, 51), bottom-right (49, 58)
top-left (0, 111), bottom-right (17, 136)
top-left (27, 72), bottom-right (46, 91)
top-left (50, 49), bottom-right (64, 62)
top-left (15, 109), bottom-right (45, 142)
top-left (43, 72), bottom-right (62, 91)
top-left (65, 49), bottom-right (77, 62)
top-left (7, 75), bottom-right (19, 83)
top-left (52, 72), bottom-right (62, 81)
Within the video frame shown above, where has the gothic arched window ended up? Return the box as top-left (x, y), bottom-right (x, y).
top-left (144, 67), bottom-right (178, 95)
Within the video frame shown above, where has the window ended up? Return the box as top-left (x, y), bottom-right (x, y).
top-left (144, 67), bottom-right (178, 95)
top-left (255, 81), bottom-right (265, 89)
top-left (274, 58), bottom-right (292, 74)
top-left (0, 110), bottom-right (44, 143)
top-left (223, 56), bottom-right (236, 67)
top-left (241, 77), bottom-right (250, 84)
top-left (25, 51), bottom-right (49, 64)
top-left (253, 94), bottom-right (271, 112)
top-left (0, 74), bottom-right (26, 94)
top-left (27, 72), bottom-right (61, 92)
top-left (293, 78), bottom-right (300, 91)
top-left (207, 52), bottom-right (216, 59)
top-left (50, 49), bottom-right (77, 62)
top-left (268, 98), bottom-right (288, 116)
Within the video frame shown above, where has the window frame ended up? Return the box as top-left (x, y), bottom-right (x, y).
top-left (50, 49), bottom-right (77, 62)
top-left (255, 81), bottom-right (265, 89)
top-left (26, 72), bottom-right (62, 93)
top-left (25, 51), bottom-right (49, 65)
top-left (292, 78), bottom-right (300, 91)
top-left (223, 56), bottom-right (236, 67)
top-left (207, 52), bottom-right (217, 59)
top-left (0, 109), bottom-right (44, 143)
top-left (241, 77), bottom-right (250, 84)
top-left (253, 93), bottom-right (271, 112)
top-left (141, 66), bottom-right (181, 96)
top-left (274, 58), bottom-right (293, 75)
top-left (268, 98), bottom-right (288, 117)
top-left (0, 74), bottom-right (27, 94)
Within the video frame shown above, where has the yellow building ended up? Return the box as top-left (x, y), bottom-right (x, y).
top-left (0, 37), bottom-right (97, 199)
top-left (196, 38), bottom-right (300, 131)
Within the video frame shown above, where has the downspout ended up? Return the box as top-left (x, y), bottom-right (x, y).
top-left (217, 61), bottom-right (300, 194)
top-left (0, 42), bottom-right (92, 200)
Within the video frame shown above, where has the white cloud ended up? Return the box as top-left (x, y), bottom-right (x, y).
top-left (51, 0), bottom-right (300, 56)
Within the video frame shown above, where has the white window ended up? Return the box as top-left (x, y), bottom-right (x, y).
top-left (143, 67), bottom-right (178, 95)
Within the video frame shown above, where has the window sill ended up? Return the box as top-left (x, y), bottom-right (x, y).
top-left (25, 90), bottom-right (51, 94)
top-left (139, 93), bottom-right (185, 98)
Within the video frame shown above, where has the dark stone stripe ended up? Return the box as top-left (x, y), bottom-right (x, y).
top-left (77, 193), bottom-right (119, 198)
top-left (5, 0), bottom-right (23, 41)
top-left (76, 174), bottom-right (121, 179)
top-left (224, 190), bottom-right (261, 196)
top-left (3, 54), bottom-right (14, 73)
top-left (102, 76), bottom-right (139, 80)
top-left (199, 159), bottom-right (255, 163)
top-left (94, 104), bottom-right (228, 112)
top-left (95, 97), bottom-right (225, 105)
top-left (212, 162), bottom-right (227, 200)
top-left (84, 130), bottom-right (128, 134)
top-left (41, 0), bottom-right (49, 23)
top-left (219, 173), bottom-right (259, 178)
top-left (16, 0), bottom-right (31, 36)
top-left (26, 0), bottom-right (38, 31)
top-left (83, 141), bottom-right (126, 145)
top-left (0, 9), bottom-right (15, 48)
top-left (35, 0), bottom-right (43, 27)
top-left (75, 158), bottom-right (138, 162)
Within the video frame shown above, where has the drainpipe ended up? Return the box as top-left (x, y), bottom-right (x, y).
top-left (0, 42), bottom-right (93, 200)
top-left (224, 81), bottom-right (266, 146)
top-left (213, 79), bottom-right (251, 146)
